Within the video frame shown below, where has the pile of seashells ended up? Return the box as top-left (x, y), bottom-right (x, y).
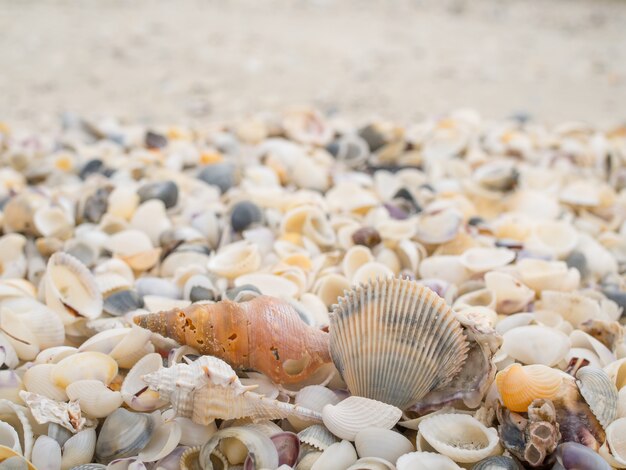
top-left (0, 107), bottom-right (624, 470)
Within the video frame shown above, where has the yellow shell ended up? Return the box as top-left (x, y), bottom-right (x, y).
top-left (496, 363), bottom-right (563, 412)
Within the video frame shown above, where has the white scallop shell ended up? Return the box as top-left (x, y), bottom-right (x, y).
top-left (207, 240), bottom-right (261, 278)
top-left (418, 414), bottom-right (500, 463)
top-left (355, 427), bottom-right (414, 463)
top-left (298, 424), bottom-right (338, 451)
top-left (502, 325), bottom-right (570, 366)
top-left (66, 380), bottom-right (124, 418)
top-left (31, 435), bottom-right (62, 470)
top-left (322, 397), bottom-right (402, 441)
top-left (44, 252), bottom-right (103, 325)
top-left (60, 427), bottom-right (96, 470)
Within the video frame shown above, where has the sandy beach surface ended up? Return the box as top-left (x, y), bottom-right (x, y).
top-left (1, 0), bottom-right (626, 128)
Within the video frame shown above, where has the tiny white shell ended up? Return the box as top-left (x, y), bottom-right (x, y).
top-left (458, 247), bottom-right (515, 273)
top-left (322, 397), bottom-right (402, 441)
top-left (311, 440), bottom-right (358, 470)
top-left (355, 427), bottom-right (414, 463)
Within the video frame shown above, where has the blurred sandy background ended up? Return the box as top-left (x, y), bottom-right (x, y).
top-left (1, 0), bottom-right (626, 127)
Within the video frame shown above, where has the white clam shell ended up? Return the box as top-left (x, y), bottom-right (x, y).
top-left (540, 290), bottom-right (610, 327)
top-left (121, 352), bottom-right (167, 412)
top-left (31, 435), bottom-right (62, 470)
top-left (346, 457), bottom-right (396, 470)
top-left (234, 273), bottom-right (299, 299)
top-left (298, 424), bottom-right (339, 451)
top-left (2, 297), bottom-right (65, 350)
top-left (51, 352), bottom-right (119, 388)
top-left (459, 247), bottom-right (515, 273)
top-left (525, 220), bottom-right (578, 259)
top-left (66, 380), bottom-right (124, 418)
top-left (34, 346), bottom-right (77, 365)
top-left (33, 205), bottom-right (73, 238)
top-left (138, 417), bottom-right (181, 462)
top-left (207, 240), bottom-right (261, 279)
top-left (418, 414), bottom-right (500, 463)
top-left (311, 440), bottom-right (358, 470)
top-left (570, 330), bottom-right (616, 367)
top-left (0, 333), bottom-right (19, 369)
top-left (322, 397), bottom-right (402, 441)
top-left (484, 271), bottom-right (534, 314)
top-left (354, 427), bottom-right (414, 463)
top-left (502, 325), bottom-right (570, 366)
top-left (60, 428), bottom-right (96, 470)
top-left (0, 370), bottom-right (24, 402)
top-left (600, 417), bottom-right (626, 468)
top-left (130, 200), bottom-right (172, 246)
top-left (516, 259), bottom-right (580, 293)
top-left (418, 256), bottom-right (470, 286)
top-left (288, 385), bottom-right (341, 431)
top-left (0, 419), bottom-right (22, 453)
top-left (342, 246), bottom-right (373, 281)
top-left (351, 262), bottom-right (394, 286)
top-left (44, 252), bottom-right (103, 325)
top-left (23, 364), bottom-right (68, 402)
top-left (396, 451), bottom-right (462, 470)
top-left (0, 399), bottom-right (34, 460)
top-left (0, 308), bottom-right (40, 360)
top-left (0, 234), bottom-right (27, 279)
top-left (314, 274), bottom-right (351, 307)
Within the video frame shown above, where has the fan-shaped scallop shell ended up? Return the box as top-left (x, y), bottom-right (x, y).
top-left (329, 277), bottom-right (469, 409)
top-left (495, 364), bottom-right (563, 412)
top-left (321, 396), bottom-right (402, 441)
top-left (297, 425), bottom-right (338, 451)
top-left (575, 366), bottom-right (618, 429)
top-left (417, 413), bottom-right (500, 463)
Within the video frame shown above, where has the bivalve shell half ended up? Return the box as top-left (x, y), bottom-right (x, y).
top-left (66, 380), bottom-right (124, 419)
top-left (599, 417), bottom-right (626, 468)
top-left (44, 252), bottom-right (103, 324)
top-left (396, 451), bottom-right (462, 470)
top-left (418, 414), bottom-right (501, 463)
top-left (51, 352), bottom-right (118, 388)
top-left (95, 408), bottom-right (154, 465)
top-left (575, 366), bottom-right (618, 429)
top-left (501, 325), bottom-right (570, 366)
top-left (297, 425), bottom-right (338, 451)
top-left (311, 440), bottom-right (357, 470)
top-left (459, 247), bottom-right (515, 273)
top-left (346, 456), bottom-right (395, 470)
top-left (330, 278), bottom-right (469, 409)
top-left (288, 385), bottom-right (341, 431)
top-left (354, 427), bottom-right (414, 463)
top-left (321, 396), bottom-right (402, 441)
top-left (495, 364), bottom-right (563, 412)
top-left (121, 353), bottom-right (167, 412)
top-left (207, 241), bottom-right (261, 279)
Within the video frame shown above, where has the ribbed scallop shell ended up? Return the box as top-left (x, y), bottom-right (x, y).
top-left (321, 396), bottom-right (402, 441)
top-left (495, 364), bottom-right (563, 412)
top-left (330, 277), bottom-right (469, 409)
top-left (575, 366), bottom-right (618, 429)
top-left (418, 414), bottom-right (500, 463)
top-left (297, 425), bottom-right (338, 451)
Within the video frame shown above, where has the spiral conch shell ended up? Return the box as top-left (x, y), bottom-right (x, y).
top-left (142, 355), bottom-right (322, 425)
top-left (496, 364), bottom-right (564, 412)
top-left (134, 296), bottom-right (331, 384)
top-left (329, 277), bottom-right (469, 409)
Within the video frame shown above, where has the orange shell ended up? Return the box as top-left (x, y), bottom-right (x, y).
top-left (496, 363), bottom-right (563, 412)
top-left (134, 296), bottom-right (331, 384)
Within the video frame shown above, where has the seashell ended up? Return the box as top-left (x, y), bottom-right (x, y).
top-left (0, 309), bottom-right (39, 360)
top-left (604, 358), bottom-right (626, 390)
top-left (66, 380), bottom-right (124, 418)
top-left (0, 234), bottom-right (27, 279)
top-left (599, 417), bottom-right (626, 468)
top-left (283, 108), bottom-right (333, 146)
top-left (342, 246), bottom-right (373, 281)
top-left (182, 275), bottom-right (218, 302)
top-left (200, 426), bottom-right (278, 469)
top-left (501, 325), bottom-right (570, 366)
top-left (418, 256), bottom-right (470, 286)
top-left (151, 445), bottom-right (188, 470)
top-left (137, 180), bottom-right (178, 209)
top-left (375, 217), bottom-right (417, 244)
top-left (0, 371), bottom-right (23, 403)
top-left (130, 200), bottom-right (172, 247)
top-left (171, 414), bottom-right (217, 447)
top-left (351, 227), bottom-right (382, 249)
top-left (0, 400), bottom-right (34, 460)
top-left (322, 396), bottom-right (402, 441)
top-left (0, 335), bottom-right (18, 371)
top-left (270, 431), bottom-right (300, 467)
top-left (418, 413), bottom-right (500, 463)
top-left (61, 428), bottom-right (96, 470)
top-left (0, 421), bottom-right (21, 454)
top-left (569, 329), bottom-right (616, 367)
top-left (95, 409), bottom-right (154, 464)
top-left (350, 262), bottom-right (394, 286)
top-left (580, 319), bottom-right (623, 354)
top-left (453, 288), bottom-right (496, 312)
top-left (233, 273), bottom-right (299, 299)
top-left (138, 418), bottom-right (181, 462)
top-left (575, 366), bottom-right (618, 429)
top-left (329, 278), bottom-right (469, 409)
top-left (471, 455), bottom-right (521, 469)
top-left (516, 259), bottom-right (580, 293)
top-left (31, 435), bottom-right (62, 470)
top-left (0, 446), bottom-right (36, 470)
top-left (230, 201), bottom-right (263, 233)
top-left (44, 252), bottom-right (103, 324)
top-left (525, 220), bottom-right (578, 259)
top-left (540, 290), bottom-right (610, 327)
top-left (23, 364), bottom-right (68, 402)
top-left (33, 205), bottom-right (73, 238)
top-left (557, 441), bottom-right (611, 470)
top-left (207, 241), bottom-right (261, 279)
top-left (310, 440), bottom-right (357, 470)
top-left (197, 163), bottom-right (236, 194)
top-left (354, 427), bottom-right (414, 463)
top-left (288, 385), bottom-right (341, 431)
top-left (484, 271), bottom-right (534, 315)
top-left (345, 456), bottom-right (395, 470)
top-left (414, 207), bottom-right (463, 245)
top-left (143, 355), bottom-right (323, 425)
top-left (495, 364), bottom-right (563, 412)
top-left (121, 353), bottom-right (167, 412)
top-left (3, 192), bottom-right (47, 235)
top-left (106, 230), bottom-right (161, 271)
top-left (396, 451), bottom-right (462, 470)
top-left (51, 352), bottom-right (118, 388)
top-left (134, 296), bottom-right (331, 384)
top-left (107, 187), bottom-right (139, 221)
top-left (459, 248), bottom-right (515, 273)
top-left (314, 274), bottom-right (351, 307)
top-left (2, 297), bottom-right (65, 350)
top-left (103, 290), bottom-right (144, 316)
top-left (297, 425), bottom-right (338, 451)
